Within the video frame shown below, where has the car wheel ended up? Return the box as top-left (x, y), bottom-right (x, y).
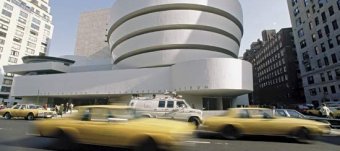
top-left (51, 130), bottom-right (76, 150)
top-left (26, 113), bottom-right (35, 120)
top-left (4, 112), bottom-right (11, 120)
top-left (220, 125), bottom-right (240, 140)
top-left (134, 137), bottom-right (158, 151)
top-left (294, 127), bottom-right (313, 143)
top-left (189, 117), bottom-right (200, 128)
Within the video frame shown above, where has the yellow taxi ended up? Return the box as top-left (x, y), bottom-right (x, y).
top-left (34, 105), bottom-right (194, 151)
top-left (0, 104), bottom-right (54, 120)
top-left (201, 108), bottom-right (331, 142)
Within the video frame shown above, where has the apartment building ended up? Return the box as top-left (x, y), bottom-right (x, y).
top-left (0, 0), bottom-right (53, 100)
top-left (243, 28), bottom-right (305, 106)
top-left (287, 0), bottom-right (340, 106)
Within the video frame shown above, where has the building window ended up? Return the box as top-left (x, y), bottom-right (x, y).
top-left (318, 59), bottom-right (323, 68)
top-left (332, 20), bottom-right (339, 30)
top-left (335, 69), bottom-right (340, 80)
top-left (1, 86), bottom-right (11, 92)
top-left (328, 39), bottom-right (334, 49)
top-left (298, 29), bottom-right (304, 38)
top-left (0, 23), bottom-right (8, 30)
top-left (325, 25), bottom-right (330, 36)
top-left (17, 25), bottom-right (25, 31)
top-left (300, 40), bottom-right (307, 49)
top-left (337, 35), bottom-right (340, 45)
top-left (11, 43), bottom-right (20, 50)
top-left (314, 46), bottom-right (320, 55)
top-left (308, 76), bottom-right (314, 84)
top-left (1, 9), bottom-right (12, 18)
top-left (309, 88), bottom-right (317, 96)
top-left (331, 85), bottom-right (336, 94)
top-left (2, 79), bottom-right (12, 85)
top-left (10, 50), bottom-right (19, 56)
top-left (32, 18), bottom-right (41, 25)
top-left (296, 17), bottom-right (302, 26)
top-left (8, 57), bottom-right (17, 63)
top-left (26, 48), bottom-right (35, 54)
top-left (292, 0), bottom-right (297, 6)
top-left (304, 0), bottom-right (309, 6)
top-left (317, 30), bottom-right (323, 38)
top-left (329, 6), bottom-right (335, 16)
top-left (0, 39), bottom-right (5, 45)
top-left (324, 57), bottom-right (329, 66)
top-left (13, 37), bottom-right (22, 43)
top-left (327, 71), bottom-right (333, 80)
top-left (18, 17), bottom-right (26, 24)
top-left (31, 23), bottom-right (40, 31)
top-left (309, 22), bottom-right (314, 30)
top-left (0, 46), bottom-right (2, 52)
top-left (0, 31), bottom-right (6, 38)
top-left (4, 3), bottom-right (13, 11)
top-left (306, 9), bottom-right (311, 18)
top-left (27, 42), bottom-right (36, 48)
top-left (321, 12), bottom-right (327, 23)
top-left (321, 43), bottom-right (326, 52)
top-left (15, 30), bottom-right (24, 37)
top-left (312, 34), bottom-right (317, 42)
top-left (294, 8), bottom-right (300, 16)
top-left (331, 54), bottom-right (338, 63)
top-left (19, 11), bottom-right (28, 18)
top-left (323, 87), bottom-right (328, 94)
top-left (315, 17), bottom-right (320, 26)
top-left (320, 73), bottom-right (325, 81)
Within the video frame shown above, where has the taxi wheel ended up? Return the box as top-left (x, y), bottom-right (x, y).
top-left (221, 125), bottom-right (240, 140)
top-left (189, 117), bottom-right (200, 128)
top-left (52, 130), bottom-right (76, 150)
top-left (135, 137), bottom-right (158, 151)
top-left (26, 113), bottom-right (35, 120)
top-left (4, 112), bottom-right (11, 120)
top-left (294, 127), bottom-right (313, 143)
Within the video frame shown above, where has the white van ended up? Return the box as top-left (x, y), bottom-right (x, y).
top-left (129, 96), bottom-right (203, 126)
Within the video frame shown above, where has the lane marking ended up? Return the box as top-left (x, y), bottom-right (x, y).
top-left (185, 141), bottom-right (211, 144)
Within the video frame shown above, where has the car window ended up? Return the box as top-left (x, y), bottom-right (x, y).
top-left (20, 105), bottom-right (26, 109)
top-left (167, 101), bottom-right (174, 108)
top-left (287, 110), bottom-right (303, 118)
top-left (176, 101), bottom-right (187, 108)
top-left (248, 109), bottom-right (273, 118)
top-left (12, 105), bottom-right (20, 109)
top-left (275, 110), bottom-right (287, 117)
top-left (238, 109), bottom-right (249, 118)
top-left (158, 101), bottom-right (165, 108)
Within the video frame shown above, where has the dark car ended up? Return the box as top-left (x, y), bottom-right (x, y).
top-left (274, 109), bottom-right (340, 129)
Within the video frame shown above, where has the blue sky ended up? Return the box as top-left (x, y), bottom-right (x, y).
top-left (49, 0), bottom-right (292, 57)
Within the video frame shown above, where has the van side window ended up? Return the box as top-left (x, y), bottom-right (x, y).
top-left (158, 101), bottom-right (165, 108)
top-left (167, 101), bottom-right (174, 108)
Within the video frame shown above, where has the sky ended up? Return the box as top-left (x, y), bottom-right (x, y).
top-left (48, 0), bottom-right (292, 57)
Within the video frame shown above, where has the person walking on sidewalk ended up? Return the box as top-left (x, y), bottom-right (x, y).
top-left (69, 103), bottom-right (74, 114)
top-left (59, 104), bottom-right (64, 117)
top-left (320, 103), bottom-right (332, 118)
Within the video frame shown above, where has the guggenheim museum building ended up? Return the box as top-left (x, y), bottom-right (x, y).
top-left (5, 0), bottom-right (253, 110)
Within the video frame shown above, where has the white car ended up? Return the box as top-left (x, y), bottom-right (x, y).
top-left (129, 96), bottom-right (203, 127)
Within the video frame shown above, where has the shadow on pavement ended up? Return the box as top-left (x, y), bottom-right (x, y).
top-left (316, 135), bottom-right (340, 146)
top-left (0, 137), bottom-right (129, 151)
top-left (195, 131), bottom-right (315, 144)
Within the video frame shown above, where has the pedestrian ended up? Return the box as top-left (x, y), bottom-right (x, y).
top-left (319, 103), bottom-right (332, 118)
top-left (59, 104), bottom-right (64, 117)
top-left (69, 103), bottom-right (74, 114)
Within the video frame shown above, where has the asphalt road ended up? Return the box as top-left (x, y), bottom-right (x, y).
top-left (0, 118), bottom-right (339, 151)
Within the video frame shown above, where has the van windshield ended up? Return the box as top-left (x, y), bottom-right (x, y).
top-left (176, 101), bottom-right (187, 108)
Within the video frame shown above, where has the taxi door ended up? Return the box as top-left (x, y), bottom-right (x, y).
top-left (10, 105), bottom-right (21, 117)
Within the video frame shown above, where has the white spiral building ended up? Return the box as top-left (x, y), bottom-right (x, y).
top-left (109, 0), bottom-right (243, 68)
top-left (4, 0), bottom-right (253, 109)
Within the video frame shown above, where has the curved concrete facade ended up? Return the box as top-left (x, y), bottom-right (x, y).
top-left (108, 0), bottom-right (243, 68)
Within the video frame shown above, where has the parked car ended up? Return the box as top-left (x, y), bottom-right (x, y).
top-left (129, 96), bottom-right (203, 127)
top-left (0, 104), bottom-right (54, 120)
top-left (34, 105), bottom-right (194, 151)
top-left (201, 108), bottom-right (331, 142)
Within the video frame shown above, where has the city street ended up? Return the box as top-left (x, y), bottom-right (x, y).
top-left (0, 118), bottom-right (339, 151)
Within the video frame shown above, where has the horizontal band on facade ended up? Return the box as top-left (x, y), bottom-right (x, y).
top-left (107, 3), bottom-right (243, 41)
top-left (113, 44), bottom-right (238, 64)
top-left (110, 24), bottom-right (241, 53)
